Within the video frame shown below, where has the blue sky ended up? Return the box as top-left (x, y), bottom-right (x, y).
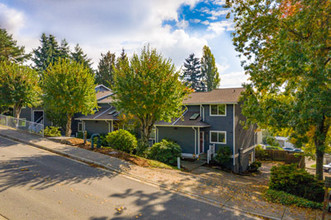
top-left (0, 0), bottom-right (248, 87)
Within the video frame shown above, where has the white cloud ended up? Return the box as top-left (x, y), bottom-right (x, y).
top-left (0, 3), bottom-right (24, 34)
top-left (0, 0), bottom-right (245, 87)
top-left (219, 71), bottom-right (249, 88)
top-left (207, 20), bottom-right (234, 35)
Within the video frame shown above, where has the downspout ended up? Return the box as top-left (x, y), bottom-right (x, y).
top-left (111, 120), bottom-right (114, 132)
top-left (192, 127), bottom-right (197, 157)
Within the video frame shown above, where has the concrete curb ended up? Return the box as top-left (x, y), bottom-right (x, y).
top-left (0, 133), bottom-right (281, 220)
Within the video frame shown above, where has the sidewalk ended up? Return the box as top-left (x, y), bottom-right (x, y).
top-left (0, 126), bottom-right (323, 220)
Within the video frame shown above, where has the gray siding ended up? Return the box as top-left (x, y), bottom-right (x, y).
top-left (84, 120), bottom-right (110, 135)
top-left (200, 104), bottom-right (234, 153)
top-left (235, 103), bottom-right (256, 153)
top-left (19, 107), bottom-right (52, 127)
top-left (157, 127), bottom-right (196, 154)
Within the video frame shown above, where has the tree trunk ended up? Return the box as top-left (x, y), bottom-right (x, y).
top-left (315, 146), bottom-right (324, 180)
top-left (140, 119), bottom-right (153, 146)
top-left (65, 114), bottom-right (72, 137)
top-left (13, 104), bottom-right (22, 128)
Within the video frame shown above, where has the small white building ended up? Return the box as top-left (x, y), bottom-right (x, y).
top-left (275, 136), bottom-right (294, 148)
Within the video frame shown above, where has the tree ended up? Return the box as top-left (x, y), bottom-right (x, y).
top-left (181, 53), bottom-right (206, 91)
top-left (227, 0), bottom-right (330, 180)
top-left (113, 46), bottom-right (191, 145)
top-left (0, 28), bottom-right (30, 63)
top-left (33, 33), bottom-right (61, 73)
top-left (96, 51), bottom-right (116, 87)
top-left (0, 61), bottom-right (40, 119)
top-left (71, 44), bottom-right (93, 72)
top-left (201, 45), bottom-right (220, 91)
top-left (59, 39), bottom-right (70, 59)
top-left (42, 59), bottom-right (98, 136)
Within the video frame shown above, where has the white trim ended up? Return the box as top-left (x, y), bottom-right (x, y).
top-left (184, 102), bottom-right (237, 106)
top-left (232, 145), bottom-right (257, 158)
top-left (198, 127), bottom-right (200, 154)
top-left (32, 110), bottom-right (44, 124)
top-left (78, 122), bottom-right (83, 132)
top-left (172, 109), bottom-right (187, 125)
top-left (111, 120), bottom-right (114, 132)
top-left (95, 84), bottom-right (111, 91)
top-left (233, 104), bottom-right (236, 166)
top-left (93, 107), bottom-right (113, 119)
top-left (200, 131), bottom-right (205, 154)
top-left (192, 127), bottom-right (197, 155)
top-left (210, 130), bottom-right (227, 144)
top-left (181, 153), bottom-right (196, 158)
top-left (155, 124), bottom-right (210, 128)
top-left (209, 104), bottom-right (227, 116)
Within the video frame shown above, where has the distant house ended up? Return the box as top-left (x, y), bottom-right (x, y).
top-left (74, 85), bottom-right (121, 135)
top-left (154, 88), bottom-right (258, 173)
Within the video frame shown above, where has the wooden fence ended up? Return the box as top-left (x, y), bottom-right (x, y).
top-left (256, 149), bottom-right (305, 168)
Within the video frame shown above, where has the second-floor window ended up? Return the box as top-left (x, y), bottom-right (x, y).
top-left (210, 104), bottom-right (226, 116)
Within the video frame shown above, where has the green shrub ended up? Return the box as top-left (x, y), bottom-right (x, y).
top-left (264, 189), bottom-right (322, 209)
top-left (266, 145), bottom-right (284, 150)
top-left (255, 145), bottom-right (269, 160)
top-left (135, 139), bottom-right (149, 157)
top-left (146, 139), bottom-right (181, 165)
top-left (269, 164), bottom-right (324, 202)
top-left (76, 131), bottom-right (91, 139)
top-left (44, 126), bottom-right (61, 137)
top-left (214, 146), bottom-right (231, 167)
top-left (249, 161), bottom-right (262, 172)
top-left (266, 136), bottom-right (279, 146)
top-left (105, 129), bottom-right (137, 153)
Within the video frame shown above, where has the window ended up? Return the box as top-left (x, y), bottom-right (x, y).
top-left (190, 113), bottom-right (200, 120)
top-left (210, 104), bottom-right (226, 116)
top-left (78, 122), bottom-right (83, 132)
top-left (210, 131), bottom-right (226, 144)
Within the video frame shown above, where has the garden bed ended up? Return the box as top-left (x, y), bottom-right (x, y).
top-left (64, 138), bottom-right (174, 169)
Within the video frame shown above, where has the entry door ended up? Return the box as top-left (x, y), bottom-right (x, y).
top-left (33, 111), bottom-right (44, 124)
top-left (200, 131), bottom-right (204, 153)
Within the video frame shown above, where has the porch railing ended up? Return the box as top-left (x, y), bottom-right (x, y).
top-left (0, 114), bottom-right (44, 137)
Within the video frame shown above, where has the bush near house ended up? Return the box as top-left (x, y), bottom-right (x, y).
top-left (105, 129), bottom-right (138, 154)
top-left (269, 164), bottom-right (324, 203)
top-left (248, 161), bottom-right (262, 172)
top-left (44, 126), bottom-right (61, 137)
top-left (146, 139), bottom-right (181, 165)
top-left (264, 189), bottom-right (322, 209)
top-left (214, 146), bottom-right (231, 167)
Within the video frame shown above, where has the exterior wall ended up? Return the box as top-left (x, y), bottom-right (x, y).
top-left (83, 120), bottom-right (110, 135)
top-left (20, 107), bottom-right (52, 127)
top-left (233, 148), bottom-right (255, 173)
top-left (157, 127), bottom-right (196, 155)
top-left (200, 104), bottom-right (234, 153)
top-left (235, 103), bottom-right (256, 153)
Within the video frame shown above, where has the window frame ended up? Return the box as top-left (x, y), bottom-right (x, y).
top-left (78, 122), bottom-right (83, 132)
top-left (209, 131), bottom-right (227, 144)
top-left (209, 104), bottom-right (227, 116)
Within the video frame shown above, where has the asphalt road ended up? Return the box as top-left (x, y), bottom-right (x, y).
top-left (0, 136), bottom-right (258, 220)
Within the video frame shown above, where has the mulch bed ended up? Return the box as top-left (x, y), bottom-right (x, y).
top-left (64, 138), bottom-right (150, 167)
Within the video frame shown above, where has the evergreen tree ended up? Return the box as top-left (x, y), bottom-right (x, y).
top-left (116, 48), bottom-right (128, 69)
top-left (0, 28), bottom-right (30, 63)
top-left (59, 39), bottom-right (70, 59)
top-left (181, 53), bottom-right (205, 92)
top-left (71, 44), bottom-right (93, 72)
top-left (33, 33), bottom-right (61, 73)
top-left (96, 51), bottom-right (116, 87)
top-left (201, 45), bottom-right (220, 91)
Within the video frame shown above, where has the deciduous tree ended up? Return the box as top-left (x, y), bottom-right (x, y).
top-left (113, 46), bottom-right (191, 145)
top-left (227, 0), bottom-right (330, 179)
top-left (0, 61), bottom-right (40, 119)
top-left (42, 59), bottom-right (98, 136)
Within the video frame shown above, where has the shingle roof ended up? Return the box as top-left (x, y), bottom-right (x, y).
top-left (183, 88), bottom-right (245, 105)
top-left (155, 111), bottom-right (210, 127)
top-left (98, 95), bottom-right (114, 104)
top-left (75, 105), bottom-right (119, 121)
top-left (96, 90), bottom-right (113, 101)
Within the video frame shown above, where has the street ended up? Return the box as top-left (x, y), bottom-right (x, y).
top-left (0, 136), bottom-right (258, 220)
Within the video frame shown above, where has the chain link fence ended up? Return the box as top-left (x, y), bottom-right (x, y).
top-left (0, 114), bottom-right (44, 137)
